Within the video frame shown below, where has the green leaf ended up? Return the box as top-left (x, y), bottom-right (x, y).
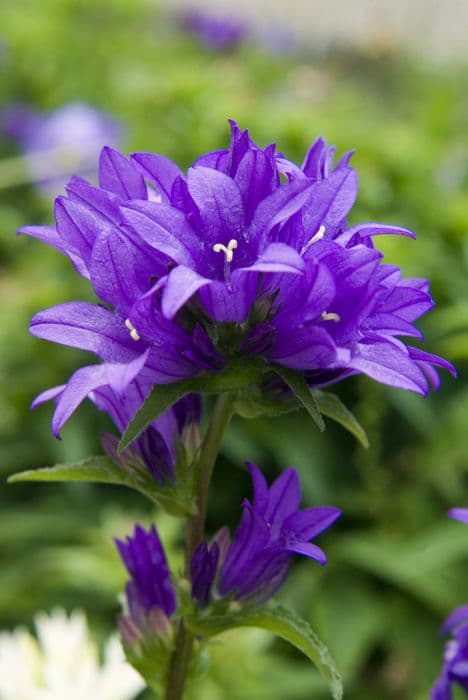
top-left (119, 378), bottom-right (197, 452)
top-left (120, 360), bottom-right (267, 451)
top-left (272, 366), bottom-right (325, 432)
top-left (186, 602), bottom-right (342, 699)
top-left (313, 390), bottom-right (369, 447)
top-left (8, 456), bottom-right (196, 516)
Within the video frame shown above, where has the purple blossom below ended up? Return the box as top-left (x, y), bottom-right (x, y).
top-left (191, 463), bottom-right (341, 607)
top-left (23, 121), bottom-right (456, 436)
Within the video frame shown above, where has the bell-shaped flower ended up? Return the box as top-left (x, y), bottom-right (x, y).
top-left (23, 122), bottom-right (455, 436)
top-left (191, 463), bottom-right (341, 607)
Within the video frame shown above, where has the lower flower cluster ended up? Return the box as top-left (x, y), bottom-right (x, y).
top-left (431, 508), bottom-right (468, 699)
top-left (116, 463), bottom-right (340, 650)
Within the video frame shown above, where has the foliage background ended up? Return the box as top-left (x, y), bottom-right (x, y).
top-left (0, 1), bottom-right (467, 698)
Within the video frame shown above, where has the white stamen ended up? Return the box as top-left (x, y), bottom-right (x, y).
top-left (212, 238), bottom-right (238, 263)
top-left (321, 311), bottom-right (341, 323)
top-left (125, 318), bottom-right (141, 341)
top-left (301, 225), bottom-right (326, 255)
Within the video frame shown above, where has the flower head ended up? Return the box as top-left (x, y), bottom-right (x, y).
top-left (4, 102), bottom-right (122, 193)
top-left (191, 463), bottom-right (341, 607)
top-left (431, 606), bottom-right (468, 699)
top-left (0, 609), bottom-right (144, 700)
top-left (24, 122), bottom-right (455, 436)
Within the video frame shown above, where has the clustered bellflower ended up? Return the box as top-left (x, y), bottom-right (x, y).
top-left (24, 121), bottom-right (455, 437)
top-left (191, 463), bottom-right (341, 607)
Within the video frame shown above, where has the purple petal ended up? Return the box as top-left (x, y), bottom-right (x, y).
top-left (18, 225), bottom-right (89, 278)
top-left (30, 302), bottom-right (138, 362)
top-left (235, 147), bottom-right (278, 223)
top-left (349, 339), bottom-right (429, 394)
top-left (89, 229), bottom-right (141, 311)
top-left (198, 272), bottom-right (257, 323)
top-left (250, 178), bottom-right (314, 245)
top-left (264, 468), bottom-right (301, 536)
top-left (161, 266), bottom-right (211, 319)
top-left (120, 200), bottom-right (198, 266)
top-left (339, 222), bottom-right (416, 247)
top-left (66, 175), bottom-right (121, 224)
top-left (284, 507), bottom-right (342, 541)
top-left (239, 243), bottom-right (305, 276)
top-left (31, 384), bottom-right (65, 409)
top-left (218, 505), bottom-right (270, 596)
top-left (269, 325), bottom-right (337, 370)
top-left (246, 462), bottom-right (269, 515)
top-left (302, 168), bottom-right (358, 240)
top-left (285, 541), bottom-right (327, 565)
top-left (51, 351), bottom-right (149, 436)
top-left (99, 147), bottom-right (147, 199)
top-left (131, 152), bottom-right (183, 203)
top-left (187, 166), bottom-right (245, 246)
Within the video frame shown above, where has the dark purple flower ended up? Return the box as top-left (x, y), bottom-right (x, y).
top-left (177, 9), bottom-right (249, 51)
top-left (4, 102), bottom-right (121, 193)
top-left (449, 508), bottom-right (468, 525)
top-left (23, 122), bottom-right (455, 436)
top-left (116, 524), bottom-right (177, 635)
top-left (191, 463), bottom-right (341, 607)
top-left (431, 606), bottom-right (468, 700)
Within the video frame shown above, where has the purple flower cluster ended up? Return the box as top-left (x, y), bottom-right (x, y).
top-left (191, 463), bottom-right (341, 607)
top-left (116, 464), bottom-right (340, 632)
top-left (24, 122), bottom-right (455, 438)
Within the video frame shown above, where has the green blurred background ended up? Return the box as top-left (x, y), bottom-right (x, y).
top-left (1, 1), bottom-right (467, 698)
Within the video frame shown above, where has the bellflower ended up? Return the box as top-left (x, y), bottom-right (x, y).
top-left (431, 606), bottom-right (468, 700)
top-left (4, 102), bottom-right (121, 193)
top-left (116, 525), bottom-right (177, 642)
top-left (24, 122), bottom-right (455, 436)
top-left (191, 463), bottom-right (341, 607)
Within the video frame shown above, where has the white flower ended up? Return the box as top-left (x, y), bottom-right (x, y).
top-left (0, 609), bottom-right (145, 700)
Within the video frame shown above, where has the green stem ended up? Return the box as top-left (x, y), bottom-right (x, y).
top-left (163, 392), bottom-right (234, 700)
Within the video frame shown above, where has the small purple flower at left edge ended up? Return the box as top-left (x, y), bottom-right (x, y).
top-left (190, 462), bottom-right (341, 608)
top-left (115, 524), bottom-right (177, 646)
top-left (431, 606), bottom-right (468, 699)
